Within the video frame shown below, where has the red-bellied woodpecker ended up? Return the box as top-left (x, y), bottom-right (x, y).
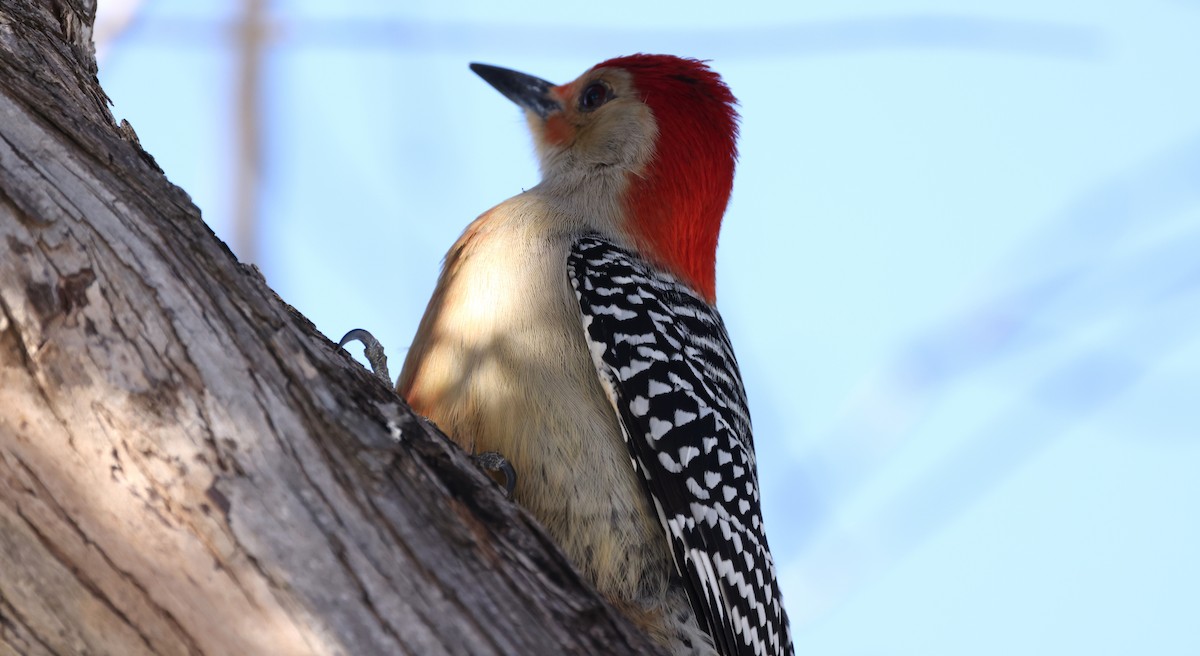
top-left (397, 55), bottom-right (792, 656)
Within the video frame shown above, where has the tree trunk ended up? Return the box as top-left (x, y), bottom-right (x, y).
top-left (0, 1), bottom-right (661, 654)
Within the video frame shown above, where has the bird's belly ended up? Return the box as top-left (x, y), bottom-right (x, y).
top-left (400, 228), bottom-right (671, 605)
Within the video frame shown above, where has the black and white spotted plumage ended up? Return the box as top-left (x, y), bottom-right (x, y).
top-left (567, 235), bottom-right (793, 656)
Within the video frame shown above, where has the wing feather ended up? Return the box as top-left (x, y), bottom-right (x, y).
top-left (568, 235), bottom-right (792, 656)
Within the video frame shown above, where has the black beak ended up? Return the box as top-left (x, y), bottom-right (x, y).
top-left (470, 63), bottom-right (561, 119)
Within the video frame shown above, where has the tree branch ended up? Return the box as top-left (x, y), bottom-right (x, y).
top-left (0, 1), bottom-right (661, 653)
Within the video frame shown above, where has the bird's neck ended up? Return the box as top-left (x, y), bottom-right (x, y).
top-left (534, 166), bottom-right (635, 243)
top-left (622, 167), bottom-right (725, 305)
top-left (536, 161), bottom-right (727, 305)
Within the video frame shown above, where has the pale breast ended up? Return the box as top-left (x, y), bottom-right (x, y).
top-left (398, 194), bottom-right (672, 604)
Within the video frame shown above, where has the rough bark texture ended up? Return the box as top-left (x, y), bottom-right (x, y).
top-left (0, 1), bottom-right (663, 654)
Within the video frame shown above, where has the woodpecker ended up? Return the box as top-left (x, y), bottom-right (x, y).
top-left (397, 55), bottom-right (792, 656)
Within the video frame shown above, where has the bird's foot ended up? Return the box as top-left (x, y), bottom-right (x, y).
top-left (339, 330), bottom-right (514, 497)
top-left (339, 328), bottom-right (392, 386)
top-left (473, 451), bottom-right (516, 497)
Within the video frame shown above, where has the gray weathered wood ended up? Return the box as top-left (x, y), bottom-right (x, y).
top-left (0, 1), bottom-right (662, 653)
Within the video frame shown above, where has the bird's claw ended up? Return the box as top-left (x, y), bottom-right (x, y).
top-left (339, 328), bottom-right (392, 386)
top-left (473, 451), bottom-right (516, 497)
top-left (338, 331), bottom-right (514, 497)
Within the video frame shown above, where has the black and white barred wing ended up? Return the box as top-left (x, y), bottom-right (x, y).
top-left (567, 235), bottom-right (792, 656)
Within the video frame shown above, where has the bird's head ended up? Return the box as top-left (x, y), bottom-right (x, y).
top-left (471, 55), bottom-right (740, 303)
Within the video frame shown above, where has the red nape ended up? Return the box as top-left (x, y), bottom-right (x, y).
top-left (598, 54), bottom-right (740, 304)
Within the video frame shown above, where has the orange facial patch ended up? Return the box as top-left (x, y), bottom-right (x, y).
top-left (544, 113), bottom-right (573, 146)
top-left (542, 83), bottom-right (576, 146)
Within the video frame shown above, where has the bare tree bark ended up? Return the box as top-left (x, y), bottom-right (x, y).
top-left (0, 1), bottom-right (662, 654)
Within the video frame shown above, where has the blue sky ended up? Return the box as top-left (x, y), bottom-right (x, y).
top-left (100, 1), bottom-right (1200, 653)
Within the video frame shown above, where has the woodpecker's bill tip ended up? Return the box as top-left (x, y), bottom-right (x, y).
top-left (470, 62), bottom-right (560, 119)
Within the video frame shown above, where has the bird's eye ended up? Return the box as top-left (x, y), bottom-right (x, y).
top-left (580, 83), bottom-right (610, 111)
